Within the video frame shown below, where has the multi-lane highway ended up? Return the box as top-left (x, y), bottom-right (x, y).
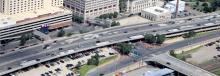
top-left (87, 30), bottom-right (220, 76)
top-left (1, 14), bottom-right (220, 75)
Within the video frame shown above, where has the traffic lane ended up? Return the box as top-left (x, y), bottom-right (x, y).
top-left (155, 31), bottom-right (220, 53)
top-left (88, 31), bottom-right (220, 76)
top-left (0, 23), bottom-right (189, 65)
top-left (0, 16), bottom-right (211, 63)
top-left (0, 19), bottom-right (215, 67)
top-left (0, 18), bottom-right (219, 73)
top-left (0, 47), bottom-right (44, 65)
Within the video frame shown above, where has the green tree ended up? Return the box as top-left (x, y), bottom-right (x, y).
top-left (111, 21), bottom-right (120, 27)
top-left (19, 33), bottom-right (33, 46)
top-left (156, 34), bottom-right (166, 44)
top-left (87, 53), bottom-right (100, 66)
top-left (66, 33), bottom-right (73, 37)
top-left (144, 34), bottom-right (156, 44)
top-left (183, 31), bottom-right (196, 38)
top-left (170, 50), bottom-right (177, 57)
top-left (202, 2), bottom-right (208, 7)
top-left (196, 1), bottom-right (200, 6)
top-left (57, 29), bottom-right (65, 37)
top-left (72, 15), bottom-right (84, 23)
top-left (117, 43), bottom-right (133, 55)
top-left (113, 12), bottom-right (118, 18)
top-left (75, 61), bottom-right (82, 69)
top-left (119, 0), bottom-right (127, 12)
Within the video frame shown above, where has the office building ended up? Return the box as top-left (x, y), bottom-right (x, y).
top-left (164, 0), bottom-right (185, 13)
top-left (0, 0), bottom-right (63, 15)
top-left (126, 0), bottom-right (160, 14)
top-left (64, 0), bottom-right (119, 20)
top-left (141, 6), bottom-right (171, 21)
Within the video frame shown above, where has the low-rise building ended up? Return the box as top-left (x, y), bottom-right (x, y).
top-left (164, 0), bottom-right (185, 13)
top-left (141, 6), bottom-right (171, 21)
top-left (0, 7), bottom-right (72, 38)
top-left (126, 0), bottom-right (160, 14)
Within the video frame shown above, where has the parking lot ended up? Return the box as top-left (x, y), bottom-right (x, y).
top-left (14, 47), bottom-right (117, 76)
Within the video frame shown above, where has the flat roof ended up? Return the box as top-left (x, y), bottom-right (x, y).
top-left (0, 16), bottom-right (16, 29)
top-left (142, 6), bottom-right (170, 15)
top-left (0, 7), bottom-right (71, 25)
top-left (144, 68), bottom-right (174, 76)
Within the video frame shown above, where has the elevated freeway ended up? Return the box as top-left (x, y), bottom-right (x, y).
top-left (1, 14), bottom-right (220, 75)
top-left (146, 53), bottom-right (217, 76)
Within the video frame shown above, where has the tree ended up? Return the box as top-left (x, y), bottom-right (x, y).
top-left (203, 6), bottom-right (212, 13)
top-left (202, 2), bottom-right (208, 7)
top-left (183, 31), bottom-right (196, 38)
top-left (72, 15), bottom-right (84, 23)
top-left (111, 21), bottom-right (120, 27)
top-left (113, 12), bottom-right (118, 18)
top-left (19, 33), bottom-right (33, 46)
top-left (117, 43), bottom-right (133, 55)
top-left (156, 34), bottom-right (166, 44)
top-left (119, 0), bottom-right (127, 12)
top-left (75, 61), bottom-right (82, 69)
top-left (66, 33), bottom-right (73, 37)
top-left (144, 34), bottom-right (156, 44)
top-left (170, 50), bottom-right (177, 57)
top-left (57, 29), bottom-right (65, 37)
top-left (196, 1), bottom-right (200, 6)
top-left (87, 53), bottom-right (100, 66)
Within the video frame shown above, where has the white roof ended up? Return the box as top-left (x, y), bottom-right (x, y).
top-left (169, 0), bottom-right (185, 5)
top-left (0, 15), bottom-right (16, 29)
top-left (142, 6), bottom-right (170, 15)
top-left (0, 7), bottom-right (71, 23)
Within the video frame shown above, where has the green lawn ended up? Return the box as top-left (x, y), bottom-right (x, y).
top-left (213, 68), bottom-right (220, 76)
top-left (78, 55), bottom-right (118, 76)
top-left (174, 46), bottom-right (202, 60)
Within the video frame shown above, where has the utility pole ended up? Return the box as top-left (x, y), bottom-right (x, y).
top-left (175, 0), bottom-right (179, 18)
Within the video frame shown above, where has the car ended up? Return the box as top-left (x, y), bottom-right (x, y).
top-left (50, 63), bottom-right (55, 66)
top-left (45, 65), bottom-right (50, 68)
top-left (60, 60), bottom-right (65, 63)
top-left (166, 62), bottom-right (171, 65)
top-left (41, 74), bottom-right (45, 76)
top-left (124, 31), bottom-right (128, 33)
top-left (0, 52), bottom-right (5, 55)
top-left (59, 48), bottom-right (63, 50)
top-left (56, 61), bottom-right (60, 64)
top-left (96, 40), bottom-right (101, 43)
top-left (100, 55), bottom-right (106, 57)
top-left (49, 71), bottom-right (53, 73)
top-left (109, 53), bottom-right (115, 55)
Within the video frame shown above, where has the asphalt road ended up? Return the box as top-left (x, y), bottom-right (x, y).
top-left (87, 30), bottom-right (220, 76)
top-left (0, 14), bottom-right (220, 75)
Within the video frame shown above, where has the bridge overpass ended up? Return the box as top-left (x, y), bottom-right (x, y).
top-left (1, 14), bottom-right (220, 75)
top-left (146, 53), bottom-right (217, 76)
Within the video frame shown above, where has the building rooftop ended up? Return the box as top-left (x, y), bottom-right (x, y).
top-left (0, 16), bottom-right (16, 29)
top-left (144, 68), bottom-right (174, 76)
top-left (169, 0), bottom-right (185, 5)
top-left (142, 6), bottom-right (170, 15)
top-left (0, 7), bottom-right (71, 25)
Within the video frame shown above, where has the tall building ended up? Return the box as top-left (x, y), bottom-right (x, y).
top-left (64, 0), bottom-right (119, 20)
top-left (0, 0), bottom-right (63, 15)
top-left (164, 0), bottom-right (185, 13)
top-left (126, 0), bottom-right (160, 14)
